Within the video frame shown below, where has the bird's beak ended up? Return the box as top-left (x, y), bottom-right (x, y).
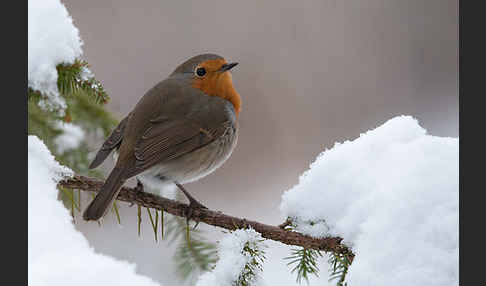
top-left (219, 62), bottom-right (238, 72)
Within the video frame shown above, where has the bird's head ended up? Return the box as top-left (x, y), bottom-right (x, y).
top-left (170, 53), bottom-right (241, 116)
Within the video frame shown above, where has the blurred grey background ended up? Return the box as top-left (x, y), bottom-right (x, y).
top-left (63, 0), bottom-right (458, 285)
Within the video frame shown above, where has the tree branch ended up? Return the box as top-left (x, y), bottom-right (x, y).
top-left (58, 174), bottom-right (354, 261)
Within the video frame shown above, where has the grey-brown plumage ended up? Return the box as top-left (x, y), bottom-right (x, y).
top-left (83, 54), bottom-right (240, 221)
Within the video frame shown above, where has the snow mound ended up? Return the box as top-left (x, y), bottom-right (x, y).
top-left (279, 115), bottom-right (458, 285)
top-left (28, 135), bottom-right (161, 286)
top-left (28, 0), bottom-right (83, 109)
top-left (197, 228), bottom-right (266, 286)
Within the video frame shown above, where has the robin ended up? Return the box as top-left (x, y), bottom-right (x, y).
top-left (83, 53), bottom-right (240, 221)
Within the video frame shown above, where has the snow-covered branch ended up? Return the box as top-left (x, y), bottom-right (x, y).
top-left (58, 174), bottom-right (355, 260)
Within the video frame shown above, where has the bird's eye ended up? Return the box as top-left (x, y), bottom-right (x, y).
top-left (195, 67), bottom-right (206, 77)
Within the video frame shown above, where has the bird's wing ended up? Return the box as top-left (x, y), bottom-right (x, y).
top-left (89, 115), bottom-right (129, 169)
top-left (125, 97), bottom-right (235, 178)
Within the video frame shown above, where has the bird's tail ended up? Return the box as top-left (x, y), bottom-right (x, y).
top-left (83, 166), bottom-right (126, 221)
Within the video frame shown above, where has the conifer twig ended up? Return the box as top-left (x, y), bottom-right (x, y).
top-left (58, 174), bottom-right (355, 260)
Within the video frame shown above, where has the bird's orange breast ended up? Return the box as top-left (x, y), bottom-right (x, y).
top-left (191, 59), bottom-right (241, 116)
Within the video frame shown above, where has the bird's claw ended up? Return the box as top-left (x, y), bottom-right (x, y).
top-left (183, 201), bottom-right (207, 230)
top-left (129, 180), bottom-right (145, 207)
top-left (135, 179), bottom-right (144, 193)
top-left (175, 181), bottom-right (208, 230)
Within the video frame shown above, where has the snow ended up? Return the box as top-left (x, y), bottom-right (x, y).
top-left (196, 228), bottom-right (266, 286)
top-left (28, 0), bottom-right (83, 110)
top-left (136, 175), bottom-right (178, 200)
top-left (279, 115), bottom-right (458, 285)
top-left (28, 135), bottom-right (161, 286)
top-left (54, 122), bottom-right (86, 154)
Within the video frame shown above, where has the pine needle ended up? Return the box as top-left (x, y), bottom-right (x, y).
top-left (137, 204), bottom-right (142, 237)
top-left (155, 210), bottom-right (159, 240)
top-left (167, 215), bottom-right (218, 282)
top-left (236, 238), bottom-right (267, 286)
top-left (186, 220), bottom-right (191, 248)
top-left (147, 208), bottom-right (158, 242)
top-left (71, 189), bottom-right (75, 222)
top-left (111, 201), bottom-right (121, 224)
top-left (328, 253), bottom-right (351, 286)
top-left (284, 247), bottom-right (323, 284)
top-left (160, 210), bottom-right (164, 240)
top-left (60, 186), bottom-right (80, 212)
top-left (78, 189), bottom-right (81, 209)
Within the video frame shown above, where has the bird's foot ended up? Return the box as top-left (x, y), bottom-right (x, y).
top-left (175, 182), bottom-right (208, 229)
top-left (135, 179), bottom-right (144, 193)
top-left (183, 203), bottom-right (207, 230)
top-left (129, 179), bottom-right (145, 207)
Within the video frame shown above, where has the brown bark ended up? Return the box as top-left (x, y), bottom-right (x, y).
top-left (58, 174), bottom-right (354, 261)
